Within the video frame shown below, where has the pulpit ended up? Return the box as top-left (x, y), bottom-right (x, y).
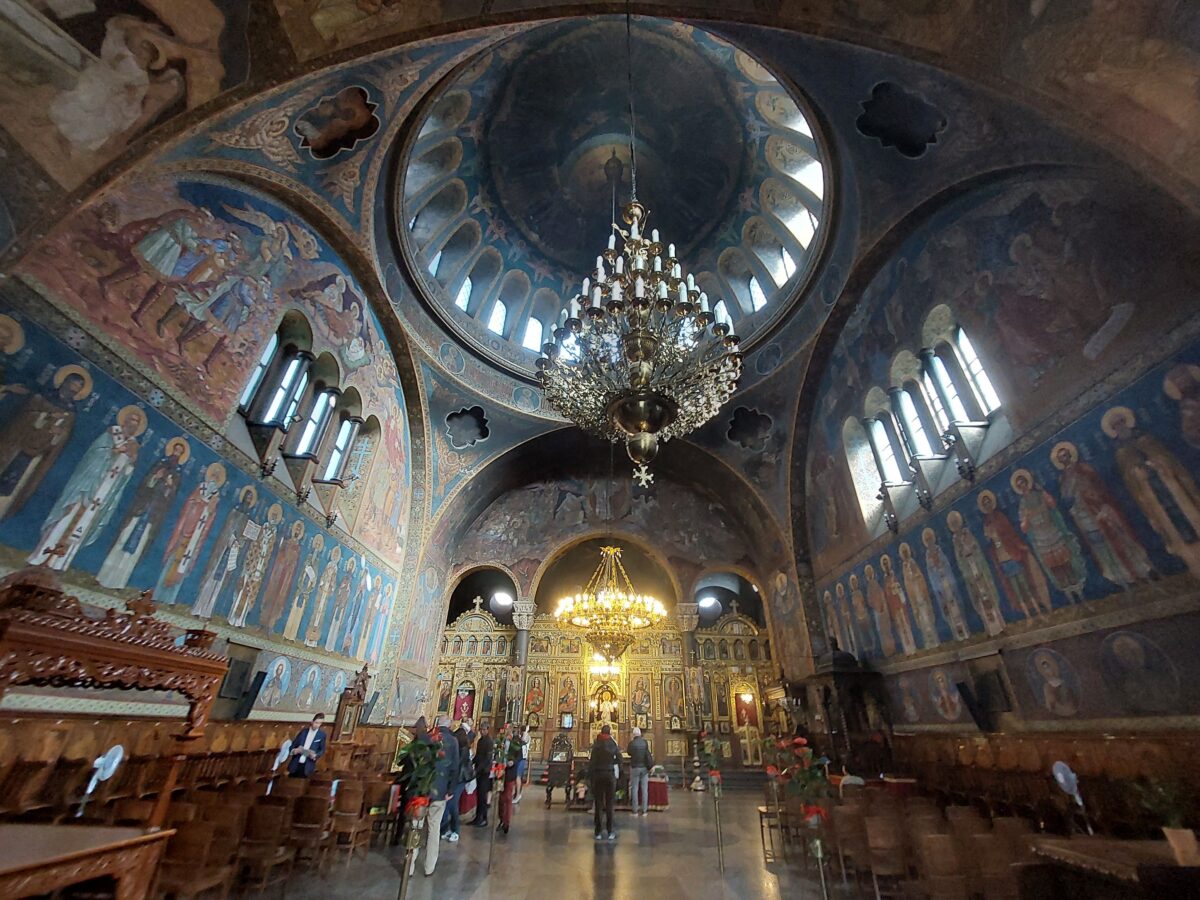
top-left (326, 664), bottom-right (371, 772)
top-left (798, 642), bottom-right (891, 774)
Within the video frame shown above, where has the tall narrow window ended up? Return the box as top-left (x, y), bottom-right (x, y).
top-left (956, 328), bottom-right (1001, 414)
top-left (713, 300), bottom-right (733, 328)
top-left (454, 277), bottom-right (472, 310)
top-left (295, 390), bottom-right (337, 457)
top-left (926, 353), bottom-right (969, 423)
top-left (780, 248), bottom-right (796, 280)
top-left (281, 372), bottom-right (308, 429)
top-left (428, 250), bottom-right (442, 277)
top-left (321, 417), bottom-right (361, 482)
top-left (487, 300), bottom-right (506, 335)
top-left (522, 318), bottom-right (543, 351)
top-left (894, 389), bottom-right (933, 457)
top-left (867, 418), bottom-right (905, 484)
top-left (263, 357), bottom-right (306, 425)
top-left (749, 276), bottom-right (767, 311)
top-left (239, 334), bottom-right (278, 410)
top-left (922, 372), bottom-right (950, 432)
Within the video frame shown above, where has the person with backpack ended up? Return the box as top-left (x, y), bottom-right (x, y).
top-left (626, 726), bottom-right (653, 816)
top-left (590, 724), bottom-right (621, 840)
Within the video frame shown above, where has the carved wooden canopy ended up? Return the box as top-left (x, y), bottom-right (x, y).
top-left (0, 573), bottom-right (228, 739)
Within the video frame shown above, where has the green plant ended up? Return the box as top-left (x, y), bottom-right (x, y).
top-left (394, 730), bottom-right (445, 814)
top-left (762, 735), bottom-right (830, 806)
top-left (1131, 778), bottom-right (1194, 829)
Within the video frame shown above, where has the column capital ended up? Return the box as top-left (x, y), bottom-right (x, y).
top-left (675, 601), bottom-right (699, 633)
top-left (512, 599), bottom-right (537, 631)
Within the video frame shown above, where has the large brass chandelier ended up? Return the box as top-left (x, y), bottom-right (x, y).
top-left (535, 12), bottom-right (742, 482)
top-left (554, 546), bottom-right (666, 661)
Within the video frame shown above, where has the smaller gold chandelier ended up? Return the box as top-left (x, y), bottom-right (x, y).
top-left (554, 545), bottom-right (666, 661)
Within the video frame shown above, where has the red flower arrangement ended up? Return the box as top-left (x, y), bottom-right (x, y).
top-left (760, 734), bottom-right (829, 805)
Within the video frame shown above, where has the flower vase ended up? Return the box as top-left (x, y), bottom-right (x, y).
top-left (1163, 827), bottom-right (1200, 866)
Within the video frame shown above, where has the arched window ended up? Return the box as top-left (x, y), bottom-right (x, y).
top-left (295, 388), bottom-right (338, 457)
top-left (522, 318), bottom-right (543, 351)
top-left (892, 387), bottom-right (933, 458)
top-left (320, 415), bottom-right (363, 483)
top-left (956, 328), bottom-right (1000, 414)
top-left (923, 350), bottom-right (970, 423)
top-left (428, 250), bottom-right (443, 276)
top-left (748, 276), bottom-right (767, 312)
top-left (239, 333), bottom-right (278, 409)
top-left (487, 300), bottom-right (506, 335)
top-left (454, 277), bottom-right (472, 310)
top-left (867, 416), bottom-right (906, 484)
top-left (921, 371), bottom-right (950, 432)
top-left (780, 248), bottom-right (796, 280)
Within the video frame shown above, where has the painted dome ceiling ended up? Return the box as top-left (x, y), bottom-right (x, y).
top-left (398, 17), bottom-right (829, 379)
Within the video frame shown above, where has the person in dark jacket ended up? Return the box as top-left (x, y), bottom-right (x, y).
top-left (286, 713), bottom-right (327, 777)
top-left (472, 721), bottom-right (494, 828)
top-left (499, 723), bottom-right (523, 833)
top-left (441, 724), bottom-right (473, 841)
top-left (626, 726), bottom-right (653, 816)
top-left (590, 724), bottom-right (621, 840)
top-left (420, 715), bottom-right (459, 877)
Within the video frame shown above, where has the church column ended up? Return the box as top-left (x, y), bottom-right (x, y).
top-left (513, 599), bottom-right (536, 667)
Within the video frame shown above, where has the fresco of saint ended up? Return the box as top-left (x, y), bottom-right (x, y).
top-left (947, 510), bottom-right (1006, 636)
top-left (525, 675), bottom-right (546, 715)
top-left (228, 502), bottom-right (280, 627)
top-left (282, 533), bottom-right (324, 641)
top-left (557, 675), bottom-right (577, 714)
top-left (304, 546), bottom-right (343, 647)
top-left (1027, 648), bottom-right (1080, 718)
top-left (1051, 441), bottom-right (1153, 588)
top-left (978, 488), bottom-right (1053, 619)
top-left (154, 462), bottom-right (225, 604)
top-left (1011, 470), bottom-right (1088, 603)
top-left (258, 520), bottom-right (304, 633)
top-left (1104, 406), bottom-right (1200, 578)
top-left (191, 485), bottom-right (256, 619)
top-left (921, 528), bottom-right (970, 641)
top-left (27, 405), bottom-right (146, 571)
top-left (879, 553), bottom-right (917, 654)
top-left (864, 564), bottom-right (896, 656)
top-left (323, 555), bottom-right (358, 652)
top-left (898, 542), bottom-right (939, 649)
top-left (97, 436), bottom-right (188, 588)
top-left (847, 576), bottom-right (877, 658)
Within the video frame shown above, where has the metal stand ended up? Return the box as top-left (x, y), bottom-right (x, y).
top-left (487, 809), bottom-right (499, 873)
top-left (713, 788), bottom-right (725, 873)
top-left (814, 836), bottom-right (830, 900)
top-left (395, 815), bottom-right (422, 900)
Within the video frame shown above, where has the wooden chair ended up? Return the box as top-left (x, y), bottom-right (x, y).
top-left (757, 782), bottom-right (786, 862)
top-left (865, 815), bottom-right (910, 900)
top-left (289, 794), bottom-right (333, 872)
top-left (972, 833), bottom-right (1021, 900)
top-left (832, 805), bottom-right (869, 887)
top-left (945, 804), bottom-right (982, 822)
top-left (166, 801), bottom-right (197, 827)
top-left (331, 783), bottom-right (371, 867)
top-left (155, 821), bottom-right (235, 900)
top-left (200, 805), bottom-right (248, 868)
top-left (306, 777), bottom-right (334, 798)
top-left (918, 833), bottom-right (970, 900)
top-left (272, 777), bottom-right (306, 800)
top-left (990, 816), bottom-right (1035, 861)
top-left (238, 803), bottom-right (296, 895)
top-left (367, 782), bottom-right (398, 846)
top-left (110, 797), bottom-right (155, 826)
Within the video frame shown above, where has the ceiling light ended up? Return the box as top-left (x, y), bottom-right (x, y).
top-left (492, 591), bottom-right (514, 607)
top-left (554, 545), bottom-right (665, 661)
top-left (698, 595), bottom-right (719, 609)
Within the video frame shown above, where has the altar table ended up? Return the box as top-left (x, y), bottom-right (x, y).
top-left (0, 824), bottom-right (173, 899)
top-left (648, 776), bottom-right (670, 811)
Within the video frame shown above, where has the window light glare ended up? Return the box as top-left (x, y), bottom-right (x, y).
top-left (749, 276), bottom-right (767, 312)
top-left (454, 277), bottom-right (471, 310)
top-left (492, 591), bottom-right (514, 607)
top-left (487, 300), bottom-right (506, 335)
top-left (698, 595), bottom-right (719, 609)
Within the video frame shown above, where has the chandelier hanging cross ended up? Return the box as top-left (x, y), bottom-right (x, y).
top-left (553, 545), bottom-right (666, 661)
top-left (535, 13), bottom-right (742, 478)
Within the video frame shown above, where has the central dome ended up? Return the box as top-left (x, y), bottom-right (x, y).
top-left (486, 20), bottom-right (744, 272)
top-left (400, 17), bottom-right (829, 379)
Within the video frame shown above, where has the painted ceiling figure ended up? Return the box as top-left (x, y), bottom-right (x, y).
top-left (28, 405), bottom-right (146, 572)
top-left (98, 436), bottom-right (188, 589)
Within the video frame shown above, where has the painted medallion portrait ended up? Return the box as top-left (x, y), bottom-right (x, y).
top-left (1100, 631), bottom-right (1180, 715)
top-left (1025, 647), bottom-right (1081, 718)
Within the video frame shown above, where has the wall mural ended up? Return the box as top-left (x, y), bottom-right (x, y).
top-left (14, 174), bottom-right (411, 564)
top-left (822, 340), bottom-right (1200, 723)
top-left (454, 474), bottom-right (756, 595)
top-left (0, 306), bottom-right (400, 667)
top-left (0, 1), bottom-right (251, 191)
top-left (254, 651), bottom-right (354, 716)
top-left (807, 176), bottom-right (1200, 575)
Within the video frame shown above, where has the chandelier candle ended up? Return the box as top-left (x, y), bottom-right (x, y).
top-left (535, 200), bottom-right (743, 478)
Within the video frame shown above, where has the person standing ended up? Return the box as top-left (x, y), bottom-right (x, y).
top-left (286, 713), bottom-right (327, 778)
top-left (590, 724), bottom-right (621, 840)
top-left (472, 721), bottom-right (494, 828)
top-left (626, 726), bottom-right (653, 817)
top-left (513, 724), bottom-right (530, 804)
top-left (499, 723), bottom-right (522, 834)
top-left (421, 715), bottom-right (458, 877)
top-left (441, 723), bottom-right (472, 842)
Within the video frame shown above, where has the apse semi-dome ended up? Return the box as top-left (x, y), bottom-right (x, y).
top-left (398, 17), bottom-right (830, 379)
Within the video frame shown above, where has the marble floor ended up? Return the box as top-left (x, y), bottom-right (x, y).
top-left (289, 790), bottom-right (852, 900)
